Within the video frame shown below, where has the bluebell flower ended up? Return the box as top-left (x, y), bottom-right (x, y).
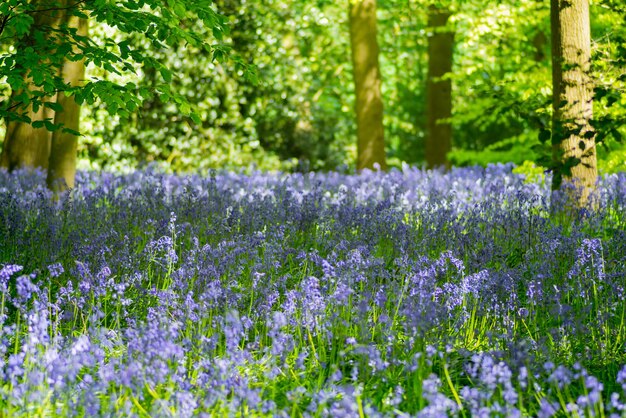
top-left (13, 273), bottom-right (40, 310)
top-left (47, 263), bottom-right (64, 279)
top-left (617, 365), bottom-right (626, 392)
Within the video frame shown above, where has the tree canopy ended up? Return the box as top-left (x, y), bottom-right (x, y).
top-left (0, 0), bottom-right (242, 128)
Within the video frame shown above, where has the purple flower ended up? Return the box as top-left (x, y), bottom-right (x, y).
top-left (617, 365), bottom-right (626, 392)
top-left (299, 276), bottom-right (326, 332)
top-left (537, 398), bottom-right (560, 418)
top-left (547, 365), bottom-right (572, 389)
top-left (47, 263), bottom-right (64, 278)
top-left (418, 374), bottom-right (459, 416)
top-left (15, 273), bottom-right (39, 305)
top-left (0, 264), bottom-right (23, 292)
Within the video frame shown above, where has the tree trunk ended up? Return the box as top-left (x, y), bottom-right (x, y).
top-left (349, 0), bottom-right (386, 171)
top-left (0, 1), bottom-right (68, 172)
top-left (47, 14), bottom-right (88, 192)
top-left (0, 103), bottom-right (54, 171)
top-left (425, 6), bottom-right (454, 170)
top-left (550, 0), bottom-right (597, 208)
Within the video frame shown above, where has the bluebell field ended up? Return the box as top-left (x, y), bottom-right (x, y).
top-left (1, 164), bottom-right (626, 417)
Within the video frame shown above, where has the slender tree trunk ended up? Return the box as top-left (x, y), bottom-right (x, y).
top-left (0, 1), bottom-right (67, 172)
top-left (425, 6), bottom-right (454, 170)
top-left (47, 14), bottom-right (87, 192)
top-left (349, 0), bottom-right (386, 171)
top-left (550, 0), bottom-right (597, 208)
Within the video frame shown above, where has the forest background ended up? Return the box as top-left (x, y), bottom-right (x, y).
top-left (1, 0), bottom-right (625, 176)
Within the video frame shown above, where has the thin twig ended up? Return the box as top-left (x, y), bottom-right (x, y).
top-left (0, 13), bottom-right (14, 37)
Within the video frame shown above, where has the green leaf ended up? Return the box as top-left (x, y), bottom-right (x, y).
top-left (118, 40), bottom-right (131, 58)
top-left (583, 130), bottom-right (595, 139)
top-left (31, 69), bottom-right (44, 86)
top-left (107, 100), bottom-right (119, 115)
top-left (173, 3), bottom-right (187, 18)
top-left (62, 127), bottom-right (82, 136)
top-left (179, 101), bottom-right (191, 114)
top-left (125, 1), bottom-right (140, 10)
top-left (563, 156), bottom-right (581, 170)
top-left (12, 14), bottom-right (34, 37)
top-left (44, 120), bottom-right (60, 131)
top-left (212, 26), bottom-right (224, 41)
top-left (45, 101), bottom-right (64, 112)
top-left (104, 62), bottom-right (120, 75)
top-left (160, 92), bottom-right (171, 103)
top-left (159, 66), bottom-right (172, 82)
top-left (538, 129), bottom-right (551, 143)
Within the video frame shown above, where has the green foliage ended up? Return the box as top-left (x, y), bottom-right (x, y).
top-left (598, 141), bottom-right (626, 174)
top-left (448, 0), bottom-right (626, 174)
top-left (512, 160), bottom-right (546, 183)
top-left (2, 0), bottom-right (625, 172)
top-left (449, 134), bottom-right (537, 167)
top-left (75, 0), bottom-right (357, 172)
top-left (450, 1), bottom-right (552, 152)
top-left (0, 0), bottom-right (246, 134)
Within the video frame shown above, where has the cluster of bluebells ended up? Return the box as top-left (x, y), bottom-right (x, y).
top-left (0, 165), bottom-right (625, 416)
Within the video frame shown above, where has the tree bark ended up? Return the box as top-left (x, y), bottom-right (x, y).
top-left (550, 0), bottom-right (597, 208)
top-left (425, 6), bottom-right (454, 170)
top-left (47, 14), bottom-right (87, 192)
top-left (349, 0), bottom-right (386, 171)
top-left (0, 103), bottom-right (54, 171)
top-left (0, 1), bottom-right (68, 172)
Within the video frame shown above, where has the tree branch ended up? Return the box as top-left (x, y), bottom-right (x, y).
top-left (0, 12), bottom-right (15, 37)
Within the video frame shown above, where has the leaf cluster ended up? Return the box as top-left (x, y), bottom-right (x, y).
top-left (0, 0), bottom-right (240, 130)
